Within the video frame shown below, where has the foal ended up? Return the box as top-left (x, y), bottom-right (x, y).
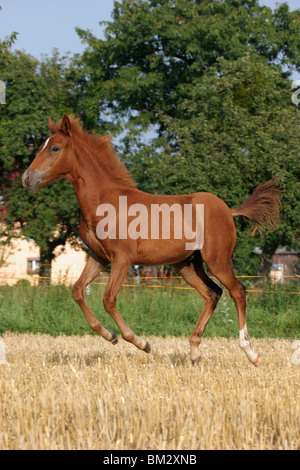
top-left (23, 114), bottom-right (281, 366)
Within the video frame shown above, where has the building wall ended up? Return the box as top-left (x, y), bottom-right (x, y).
top-left (0, 236), bottom-right (40, 285)
top-left (0, 234), bottom-right (87, 285)
top-left (51, 243), bottom-right (87, 284)
top-left (272, 254), bottom-right (299, 275)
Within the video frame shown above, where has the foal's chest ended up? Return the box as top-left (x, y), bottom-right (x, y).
top-left (79, 219), bottom-right (110, 261)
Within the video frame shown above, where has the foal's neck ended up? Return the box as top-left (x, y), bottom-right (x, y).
top-left (67, 138), bottom-right (115, 189)
top-left (65, 139), bottom-right (127, 226)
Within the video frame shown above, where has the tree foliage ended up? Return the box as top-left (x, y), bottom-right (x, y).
top-left (0, 41), bottom-right (81, 278)
top-left (1, 1), bottom-right (299, 278)
top-left (76, 0), bottom-right (300, 273)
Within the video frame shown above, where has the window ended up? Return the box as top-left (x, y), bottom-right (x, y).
top-left (27, 258), bottom-right (40, 274)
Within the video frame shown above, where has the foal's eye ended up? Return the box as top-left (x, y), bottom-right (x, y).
top-left (51, 147), bottom-right (60, 153)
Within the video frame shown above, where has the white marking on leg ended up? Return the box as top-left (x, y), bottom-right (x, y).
top-left (239, 324), bottom-right (258, 363)
top-left (41, 137), bottom-right (50, 151)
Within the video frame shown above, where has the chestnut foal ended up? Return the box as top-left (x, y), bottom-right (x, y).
top-left (23, 115), bottom-right (281, 366)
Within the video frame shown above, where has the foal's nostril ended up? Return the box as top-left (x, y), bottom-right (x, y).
top-left (22, 172), bottom-right (30, 189)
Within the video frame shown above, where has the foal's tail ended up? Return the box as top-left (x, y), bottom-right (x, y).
top-left (231, 179), bottom-right (281, 235)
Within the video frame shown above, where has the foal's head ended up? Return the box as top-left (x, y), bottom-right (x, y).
top-left (22, 114), bottom-right (74, 191)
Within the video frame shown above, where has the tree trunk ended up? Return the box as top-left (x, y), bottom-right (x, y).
top-left (256, 243), bottom-right (278, 287)
top-left (257, 245), bottom-right (277, 276)
top-left (39, 246), bottom-right (54, 285)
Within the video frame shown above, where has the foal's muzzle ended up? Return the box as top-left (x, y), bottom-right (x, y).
top-left (22, 169), bottom-right (43, 191)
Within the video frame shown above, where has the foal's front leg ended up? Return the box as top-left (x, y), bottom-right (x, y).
top-left (103, 256), bottom-right (151, 353)
top-left (73, 255), bottom-right (118, 344)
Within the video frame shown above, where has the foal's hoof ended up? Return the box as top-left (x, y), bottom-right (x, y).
top-left (143, 341), bottom-right (151, 354)
top-left (253, 356), bottom-right (261, 367)
top-left (191, 356), bottom-right (201, 366)
top-left (108, 330), bottom-right (118, 345)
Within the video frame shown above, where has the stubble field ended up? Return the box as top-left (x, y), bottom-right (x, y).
top-left (0, 333), bottom-right (299, 450)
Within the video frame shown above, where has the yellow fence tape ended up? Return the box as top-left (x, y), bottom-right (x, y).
top-left (0, 275), bottom-right (299, 294)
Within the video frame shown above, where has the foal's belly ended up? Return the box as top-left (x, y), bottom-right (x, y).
top-left (132, 239), bottom-right (195, 266)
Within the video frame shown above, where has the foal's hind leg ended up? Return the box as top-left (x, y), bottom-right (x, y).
top-left (208, 265), bottom-right (260, 367)
top-left (173, 255), bottom-right (222, 365)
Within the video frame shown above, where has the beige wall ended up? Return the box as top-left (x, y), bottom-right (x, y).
top-left (52, 243), bottom-right (87, 284)
top-left (0, 234), bottom-right (87, 286)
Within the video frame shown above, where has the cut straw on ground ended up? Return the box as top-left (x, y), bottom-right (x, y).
top-left (0, 333), bottom-right (299, 450)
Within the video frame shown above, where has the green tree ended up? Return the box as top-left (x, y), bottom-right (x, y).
top-left (76, 0), bottom-right (300, 274)
top-left (0, 45), bottom-right (82, 281)
top-left (154, 54), bottom-right (300, 273)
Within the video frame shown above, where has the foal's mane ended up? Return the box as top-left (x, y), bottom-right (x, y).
top-left (54, 115), bottom-right (136, 189)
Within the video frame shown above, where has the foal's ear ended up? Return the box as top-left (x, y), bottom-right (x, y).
top-left (48, 118), bottom-right (57, 134)
top-left (60, 114), bottom-right (72, 136)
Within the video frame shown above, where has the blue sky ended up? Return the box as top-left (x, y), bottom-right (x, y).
top-left (0, 0), bottom-right (299, 59)
top-left (0, 0), bottom-right (113, 58)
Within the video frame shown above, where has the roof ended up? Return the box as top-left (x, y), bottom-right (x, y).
top-left (253, 246), bottom-right (300, 255)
